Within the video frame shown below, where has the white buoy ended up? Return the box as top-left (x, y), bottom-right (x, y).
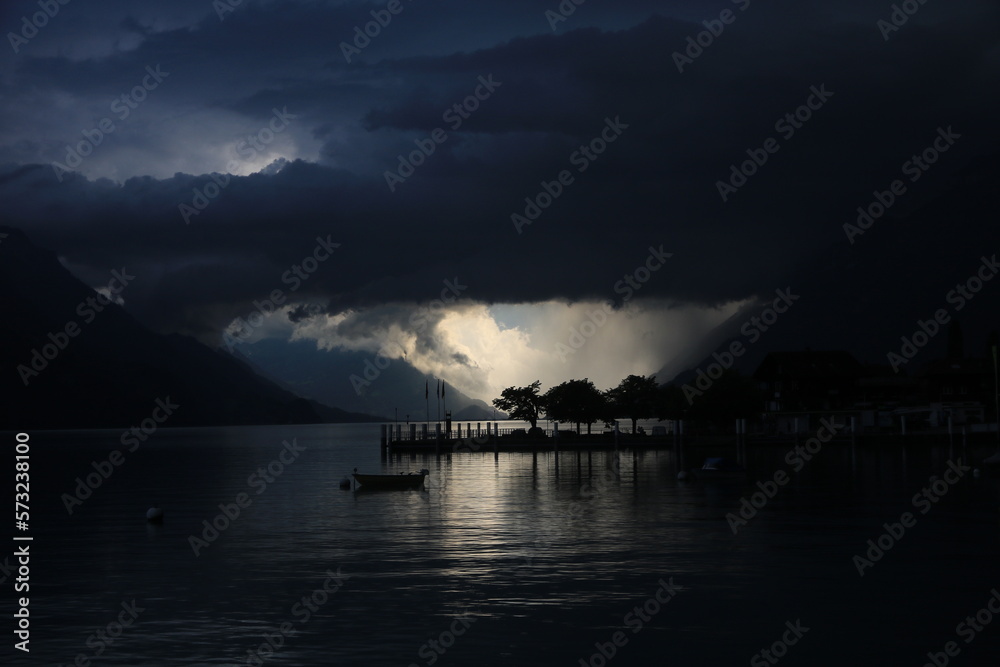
top-left (339, 477), bottom-right (352, 490)
top-left (146, 507), bottom-right (164, 523)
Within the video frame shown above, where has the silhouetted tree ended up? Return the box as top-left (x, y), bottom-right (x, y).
top-left (607, 374), bottom-right (659, 433)
top-left (493, 381), bottom-right (544, 429)
top-left (543, 378), bottom-right (606, 434)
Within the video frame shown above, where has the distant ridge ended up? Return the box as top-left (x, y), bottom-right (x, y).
top-left (0, 226), bottom-right (378, 430)
top-left (238, 337), bottom-right (503, 421)
top-left (656, 151), bottom-right (1000, 386)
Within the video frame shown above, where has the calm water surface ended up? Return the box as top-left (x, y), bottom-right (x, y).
top-left (7, 424), bottom-right (1000, 665)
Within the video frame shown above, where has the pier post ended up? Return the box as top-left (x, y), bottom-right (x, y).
top-left (422, 424), bottom-right (428, 441)
top-left (553, 422), bottom-right (559, 454)
top-left (678, 420), bottom-right (684, 473)
top-left (410, 423), bottom-right (417, 442)
top-left (742, 418), bottom-right (747, 464)
top-left (477, 422), bottom-right (481, 438)
top-left (742, 418), bottom-right (748, 463)
top-left (435, 423), bottom-right (441, 456)
top-left (735, 419), bottom-right (741, 464)
top-left (948, 413), bottom-right (953, 458)
top-left (380, 424), bottom-right (387, 458)
top-left (396, 423), bottom-right (402, 442)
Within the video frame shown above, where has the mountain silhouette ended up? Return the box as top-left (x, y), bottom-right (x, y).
top-left (0, 227), bottom-right (376, 429)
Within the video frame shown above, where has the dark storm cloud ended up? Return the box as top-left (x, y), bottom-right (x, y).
top-left (0, 0), bottom-right (997, 339)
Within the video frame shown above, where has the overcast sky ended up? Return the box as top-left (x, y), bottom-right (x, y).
top-left (1, 0), bottom-right (998, 401)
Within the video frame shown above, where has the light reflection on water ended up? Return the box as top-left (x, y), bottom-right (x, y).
top-left (10, 424), bottom-right (1000, 666)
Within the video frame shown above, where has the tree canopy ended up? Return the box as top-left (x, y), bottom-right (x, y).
top-left (607, 374), bottom-right (659, 433)
top-left (492, 380), bottom-right (545, 428)
top-left (492, 370), bottom-right (761, 435)
top-left (543, 378), bottom-right (605, 434)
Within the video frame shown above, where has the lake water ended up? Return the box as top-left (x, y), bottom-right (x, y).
top-left (7, 423), bottom-right (1000, 666)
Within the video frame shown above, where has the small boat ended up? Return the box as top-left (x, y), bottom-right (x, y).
top-left (693, 457), bottom-right (746, 479)
top-left (352, 468), bottom-right (429, 490)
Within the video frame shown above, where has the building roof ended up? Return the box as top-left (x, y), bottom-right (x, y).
top-left (920, 357), bottom-right (992, 378)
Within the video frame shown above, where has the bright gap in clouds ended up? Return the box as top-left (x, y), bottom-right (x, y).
top-left (278, 298), bottom-right (749, 403)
